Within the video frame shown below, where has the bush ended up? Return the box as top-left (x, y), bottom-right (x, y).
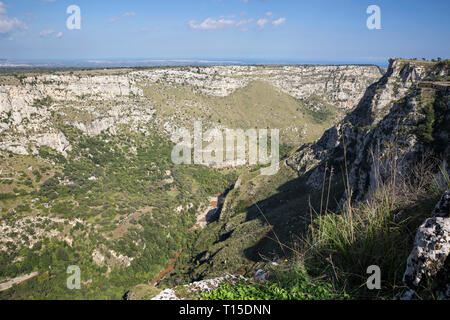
top-left (33, 96), bottom-right (53, 108)
top-left (417, 100), bottom-right (435, 143)
top-left (202, 268), bottom-right (345, 300)
top-left (299, 149), bottom-right (448, 298)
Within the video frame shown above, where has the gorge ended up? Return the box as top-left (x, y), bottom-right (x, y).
top-left (0, 59), bottom-right (448, 300)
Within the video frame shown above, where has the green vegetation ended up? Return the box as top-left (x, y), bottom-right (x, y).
top-left (1, 69), bottom-right (342, 300)
top-left (165, 159), bottom-right (346, 285)
top-left (143, 80), bottom-right (340, 146)
top-left (202, 268), bottom-right (345, 300)
top-left (301, 95), bottom-right (336, 123)
top-left (0, 121), bottom-right (237, 299)
top-left (0, 237), bottom-right (108, 300)
top-left (33, 96), bottom-right (54, 108)
top-left (297, 150), bottom-right (449, 299)
top-left (171, 129), bottom-right (448, 300)
top-left (3, 61), bottom-right (445, 300)
top-left (417, 89), bottom-right (449, 147)
top-left (126, 284), bottom-right (161, 300)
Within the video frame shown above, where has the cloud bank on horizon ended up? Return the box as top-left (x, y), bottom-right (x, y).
top-left (0, 0), bottom-right (449, 64)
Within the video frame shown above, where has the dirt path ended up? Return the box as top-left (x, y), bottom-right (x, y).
top-left (0, 272), bottom-right (39, 292)
top-left (150, 250), bottom-right (182, 286)
top-left (150, 190), bottom-right (231, 286)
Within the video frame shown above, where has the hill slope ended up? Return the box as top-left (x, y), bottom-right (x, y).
top-left (168, 59), bottom-right (449, 295)
top-left (0, 64), bottom-right (381, 299)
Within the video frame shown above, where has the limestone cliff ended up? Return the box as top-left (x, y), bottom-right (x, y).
top-left (0, 65), bottom-right (382, 156)
top-left (179, 59), bottom-right (449, 285)
top-left (287, 59), bottom-right (450, 203)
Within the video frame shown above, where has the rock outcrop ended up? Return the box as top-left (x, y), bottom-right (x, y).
top-left (150, 274), bottom-right (244, 300)
top-left (133, 65), bottom-right (382, 109)
top-left (0, 65), bottom-right (381, 156)
top-left (283, 58), bottom-right (450, 299)
top-left (401, 190), bottom-right (450, 300)
top-left (288, 59), bottom-right (450, 203)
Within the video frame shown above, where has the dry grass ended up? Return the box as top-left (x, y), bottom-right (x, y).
top-left (143, 80), bottom-right (339, 146)
top-left (296, 141), bottom-right (449, 298)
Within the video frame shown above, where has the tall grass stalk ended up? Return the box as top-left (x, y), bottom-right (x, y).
top-left (299, 143), bottom-right (447, 298)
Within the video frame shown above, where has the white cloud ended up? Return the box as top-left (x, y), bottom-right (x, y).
top-left (189, 14), bottom-right (285, 31)
top-left (272, 17), bottom-right (286, 27)
top-left (189, 17), bottom-right (235, 30)
top-left (0, 1), bottom-right (27, 34)
top-left (108, 11), bottom-right (136, 23)
top-left (109, 11), bottom-right (136, 23)
top-left (0, 16), bottom-right (26, 34)
top-left (257, 18), bottom-right (268, 29)
top-left (236, 18), bottom-right (253, 26)
top-left (55, 31), bottom-right (63, 38)
top-left (40, 29), bottom-right (54, 36)
top-left (0, 2), bottom-right (6, 15)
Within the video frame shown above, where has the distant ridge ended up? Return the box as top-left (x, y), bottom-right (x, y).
top-left (0, 58), bottom-right (389, 69)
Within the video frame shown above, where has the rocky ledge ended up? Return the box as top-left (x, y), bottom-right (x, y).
top-left (402, 190), bottom-right (450, 300)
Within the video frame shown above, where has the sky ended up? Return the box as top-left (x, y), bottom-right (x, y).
top-left (0, 0), bottom-right (449, 65)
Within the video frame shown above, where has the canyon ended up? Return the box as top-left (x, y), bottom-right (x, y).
top-left (0, 60), bottom-right (448, 300)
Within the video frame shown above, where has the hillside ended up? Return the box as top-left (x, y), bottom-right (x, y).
top-left (0, 64), bottom-right (381, 299)
top-left (163, 59), bottom-right (449, 299)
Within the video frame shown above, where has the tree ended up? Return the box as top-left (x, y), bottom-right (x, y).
top-left (56, 247), bottom-right (69, 262)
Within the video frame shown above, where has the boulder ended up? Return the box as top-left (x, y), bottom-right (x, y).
top-left (401, 190), bottom-right (450, 299)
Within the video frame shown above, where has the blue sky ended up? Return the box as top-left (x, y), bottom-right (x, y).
top-left (1, 0), bottom-right (449, 64)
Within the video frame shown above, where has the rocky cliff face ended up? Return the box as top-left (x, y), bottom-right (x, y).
top-left (281, 59), bottom-right (449, 298)
top-left (287, 59), bottom-right (450, 203)
top-left (1, 60), bottom-right (447, 299)
top-left (178, 59), bottom-right (449, 287)
top-left (0, 64), bottom-right (383, 299)
top-left (402, 190), bottom-right (450, 300)
top-left (0, 65), bottom-right (381, 156)
top-left (133, 65), bottom-right (382, 109)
